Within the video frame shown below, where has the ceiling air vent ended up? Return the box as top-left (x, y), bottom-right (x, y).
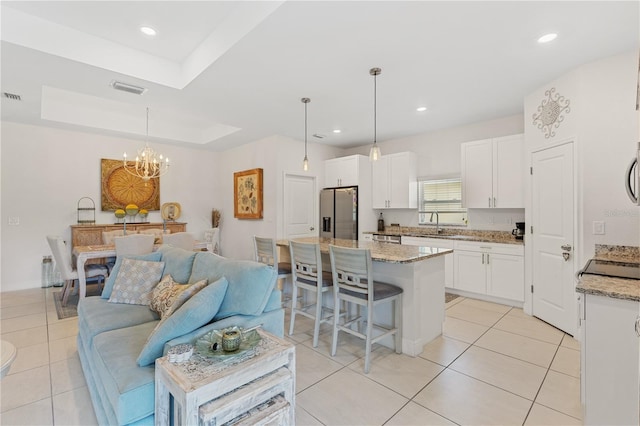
top-left (3, 92), bottom-right (21, 101)
top-left (313, 134), bottom-right (325, 139)
top-left (110, 80), bottom-right (147, 95)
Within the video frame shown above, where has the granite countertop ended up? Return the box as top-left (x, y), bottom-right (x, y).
top-left (575, 244), bottom-right (640, 302)
top-left (276, 237), bottom-right (452, 264)
top-left (366, 226), bottom-right (524, 245)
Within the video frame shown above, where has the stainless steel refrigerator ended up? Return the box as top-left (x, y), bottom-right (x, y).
top-left (320, 186), bottom-right (358, 240)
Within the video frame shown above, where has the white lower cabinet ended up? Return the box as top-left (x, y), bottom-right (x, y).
top-left (453, 241), bottom-right (524, 302)
top-left (580, 293), bottom-right (639, 425)
top-left (401, 236), bottom-right (453, 288)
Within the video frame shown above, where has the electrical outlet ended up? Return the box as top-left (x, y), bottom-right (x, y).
top-left (592, 221), bottom-right (605, 235)
top-left (8, 216), bottom-right (19, 226)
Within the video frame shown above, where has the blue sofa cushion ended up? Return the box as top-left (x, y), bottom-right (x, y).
top-left (189, 252), bottom-right (277, 318)
top-left (157, 246), bottom-right (197, 284)
top-left (137, 277), bottom-right (229, 366)
top-left (78, 296), bottom-right (159, 349)
top-left (92, 321), bottom-right (158, 425)
top-left (101, 252), bottom-right (163, 299)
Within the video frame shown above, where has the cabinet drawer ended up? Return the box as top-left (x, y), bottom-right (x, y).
top-left (401, 236), bottom-right (454, 249)
top-left (453, 241), bottom-right (523, 256)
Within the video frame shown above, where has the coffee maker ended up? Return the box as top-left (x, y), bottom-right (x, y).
top-left (512, 222), bottom-right (525, 240)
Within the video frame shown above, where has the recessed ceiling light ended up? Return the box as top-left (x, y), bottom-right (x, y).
top-left (140, 26), bottom-right (157, 36)
top-left (333, 129), bottom-right (341, 134)
top-left (537, 33), bottom-right (557, 44)
top-left (416, 106), bottom-right (427, 112)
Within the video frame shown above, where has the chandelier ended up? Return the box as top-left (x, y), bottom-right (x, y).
top-left (123, 108), bottom-right (169, 181)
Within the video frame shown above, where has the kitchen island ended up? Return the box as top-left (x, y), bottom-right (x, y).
top-left (276, 237), bottom-right (452, 356)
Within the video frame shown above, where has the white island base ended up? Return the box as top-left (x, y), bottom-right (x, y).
top-left (371, 255), bottom-right (445, 356)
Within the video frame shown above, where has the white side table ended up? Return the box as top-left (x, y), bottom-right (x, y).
top-left (1, 340), bottom-right (17, 379)
top-left (155, 329), bottom-right (295, 426)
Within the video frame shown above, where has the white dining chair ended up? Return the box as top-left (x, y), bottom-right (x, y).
top-left (102, 229), bottom-right (126, 245)
top-left (138, 228), bottom-right (168, 243)
top-left (329, 244), bottom-right (403, 374)
top-left (162, 232), bottom-right (195, 250)
top-left (288, 241), bottom-right (334, 347)
top-left (114, 234), bottom-right (155, 256)
top-left (253, 236), bottom-right (292, 297)
top-left (203, 228), bottom-right (220, 255)
top-left (47, 235), bottom-right (109, 306)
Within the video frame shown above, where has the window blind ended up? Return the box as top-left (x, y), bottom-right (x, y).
top-left (419, 178), bottom-right (465, 213)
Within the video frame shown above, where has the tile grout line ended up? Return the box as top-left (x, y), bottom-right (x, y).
top-left (520, 339), bottom-right (569, 425)
top-left (45, 289), bottom-right (57, 425)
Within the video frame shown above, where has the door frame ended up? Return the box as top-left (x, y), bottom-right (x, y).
top-left (282, 172), bottom-right (318, 239)
top-left (524, 137), bottom-right (581, 336)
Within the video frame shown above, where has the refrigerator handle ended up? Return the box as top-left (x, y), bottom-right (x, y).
top-left (322, 217), bottom-right (332, 233)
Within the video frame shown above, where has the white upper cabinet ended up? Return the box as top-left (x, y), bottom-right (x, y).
top-left (461, 134), bottom-right (524, 208)
top-left (371, 152), bottom-right (417, 209)
top-left (324, 155), bottom-right (363, 187)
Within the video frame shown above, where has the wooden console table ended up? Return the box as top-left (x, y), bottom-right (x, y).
top-left (71, 223), bottom-right (187, 263)
top-left (155, 329), bottom-right (295, 426)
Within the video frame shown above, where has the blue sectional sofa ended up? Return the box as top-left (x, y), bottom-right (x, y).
top-left (77, 246), bottom-right (284, 425)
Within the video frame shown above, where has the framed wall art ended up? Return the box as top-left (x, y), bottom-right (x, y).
top-left (234, 168), bottom-right (263, 219)
top-left (101, 158), bottom-right (160, 211)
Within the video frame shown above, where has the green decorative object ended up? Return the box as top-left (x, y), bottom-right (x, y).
top-left (195, 327), bottom-right (261, 358)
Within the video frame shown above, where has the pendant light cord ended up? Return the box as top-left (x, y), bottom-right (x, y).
top-left (374, 72), bottom-right (377, 145)
top-left (304, 101), bottom-right (308, 157)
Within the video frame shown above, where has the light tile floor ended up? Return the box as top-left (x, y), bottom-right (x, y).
top-left (0, 288), bottom-right (582, 425)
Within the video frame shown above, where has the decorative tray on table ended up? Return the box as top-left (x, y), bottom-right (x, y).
top-left (195, 326), bottom-right (261, 359)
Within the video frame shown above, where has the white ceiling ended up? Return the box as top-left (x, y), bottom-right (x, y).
top-left (1, 1), bottom-right (638, 152)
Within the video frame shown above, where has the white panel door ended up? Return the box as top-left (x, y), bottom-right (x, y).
top-left (494, 134), bottom-right (524, 208)
top-left (487, 253), bottom-right (525, 301)
top-left (461, 139), bottom-right (493, 208)
top-left (453, 250), bottom-right (486, 293)
top-left (531, 142), bottom-right (575, 335)
top-left (284, 173), bottom-right (317, 239)
top-left (371, 155), bottom-right (390, 208)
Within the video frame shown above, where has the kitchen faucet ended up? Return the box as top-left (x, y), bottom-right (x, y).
top-left (429, 211), bottom-right (441, 234)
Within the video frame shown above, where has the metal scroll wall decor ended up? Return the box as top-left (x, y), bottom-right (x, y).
top-left (532, 87), bottom-right (571, 139)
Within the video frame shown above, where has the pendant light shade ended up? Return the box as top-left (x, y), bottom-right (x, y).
top-left (301, 97), bottom-right (310, 171)
top-left (369, 67), bottom-right (382, 161)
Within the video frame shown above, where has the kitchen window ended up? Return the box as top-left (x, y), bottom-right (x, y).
top-left (418, 177), bottom-right (467, 225)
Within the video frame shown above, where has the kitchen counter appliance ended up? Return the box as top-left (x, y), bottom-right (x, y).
top-left (320, 186), bottom-right (358, 240)
top-left (511, 221), bottom-right (525, 240)
top-left (578, 258), bottom-right (640, 280)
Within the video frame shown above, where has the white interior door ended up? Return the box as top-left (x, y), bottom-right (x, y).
top-left (284, 173), bottom-right (317, 239)
top-left (531, 142), bottom-right (576, 335)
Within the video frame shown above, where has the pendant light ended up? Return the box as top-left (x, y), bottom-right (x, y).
top-left (301, 97), bottom-right (310, 171)
top-left (369, 67), bottom-right (382, 161)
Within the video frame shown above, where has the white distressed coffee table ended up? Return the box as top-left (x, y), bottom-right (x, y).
top-left (154, 329), bottom-right (295, 426)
